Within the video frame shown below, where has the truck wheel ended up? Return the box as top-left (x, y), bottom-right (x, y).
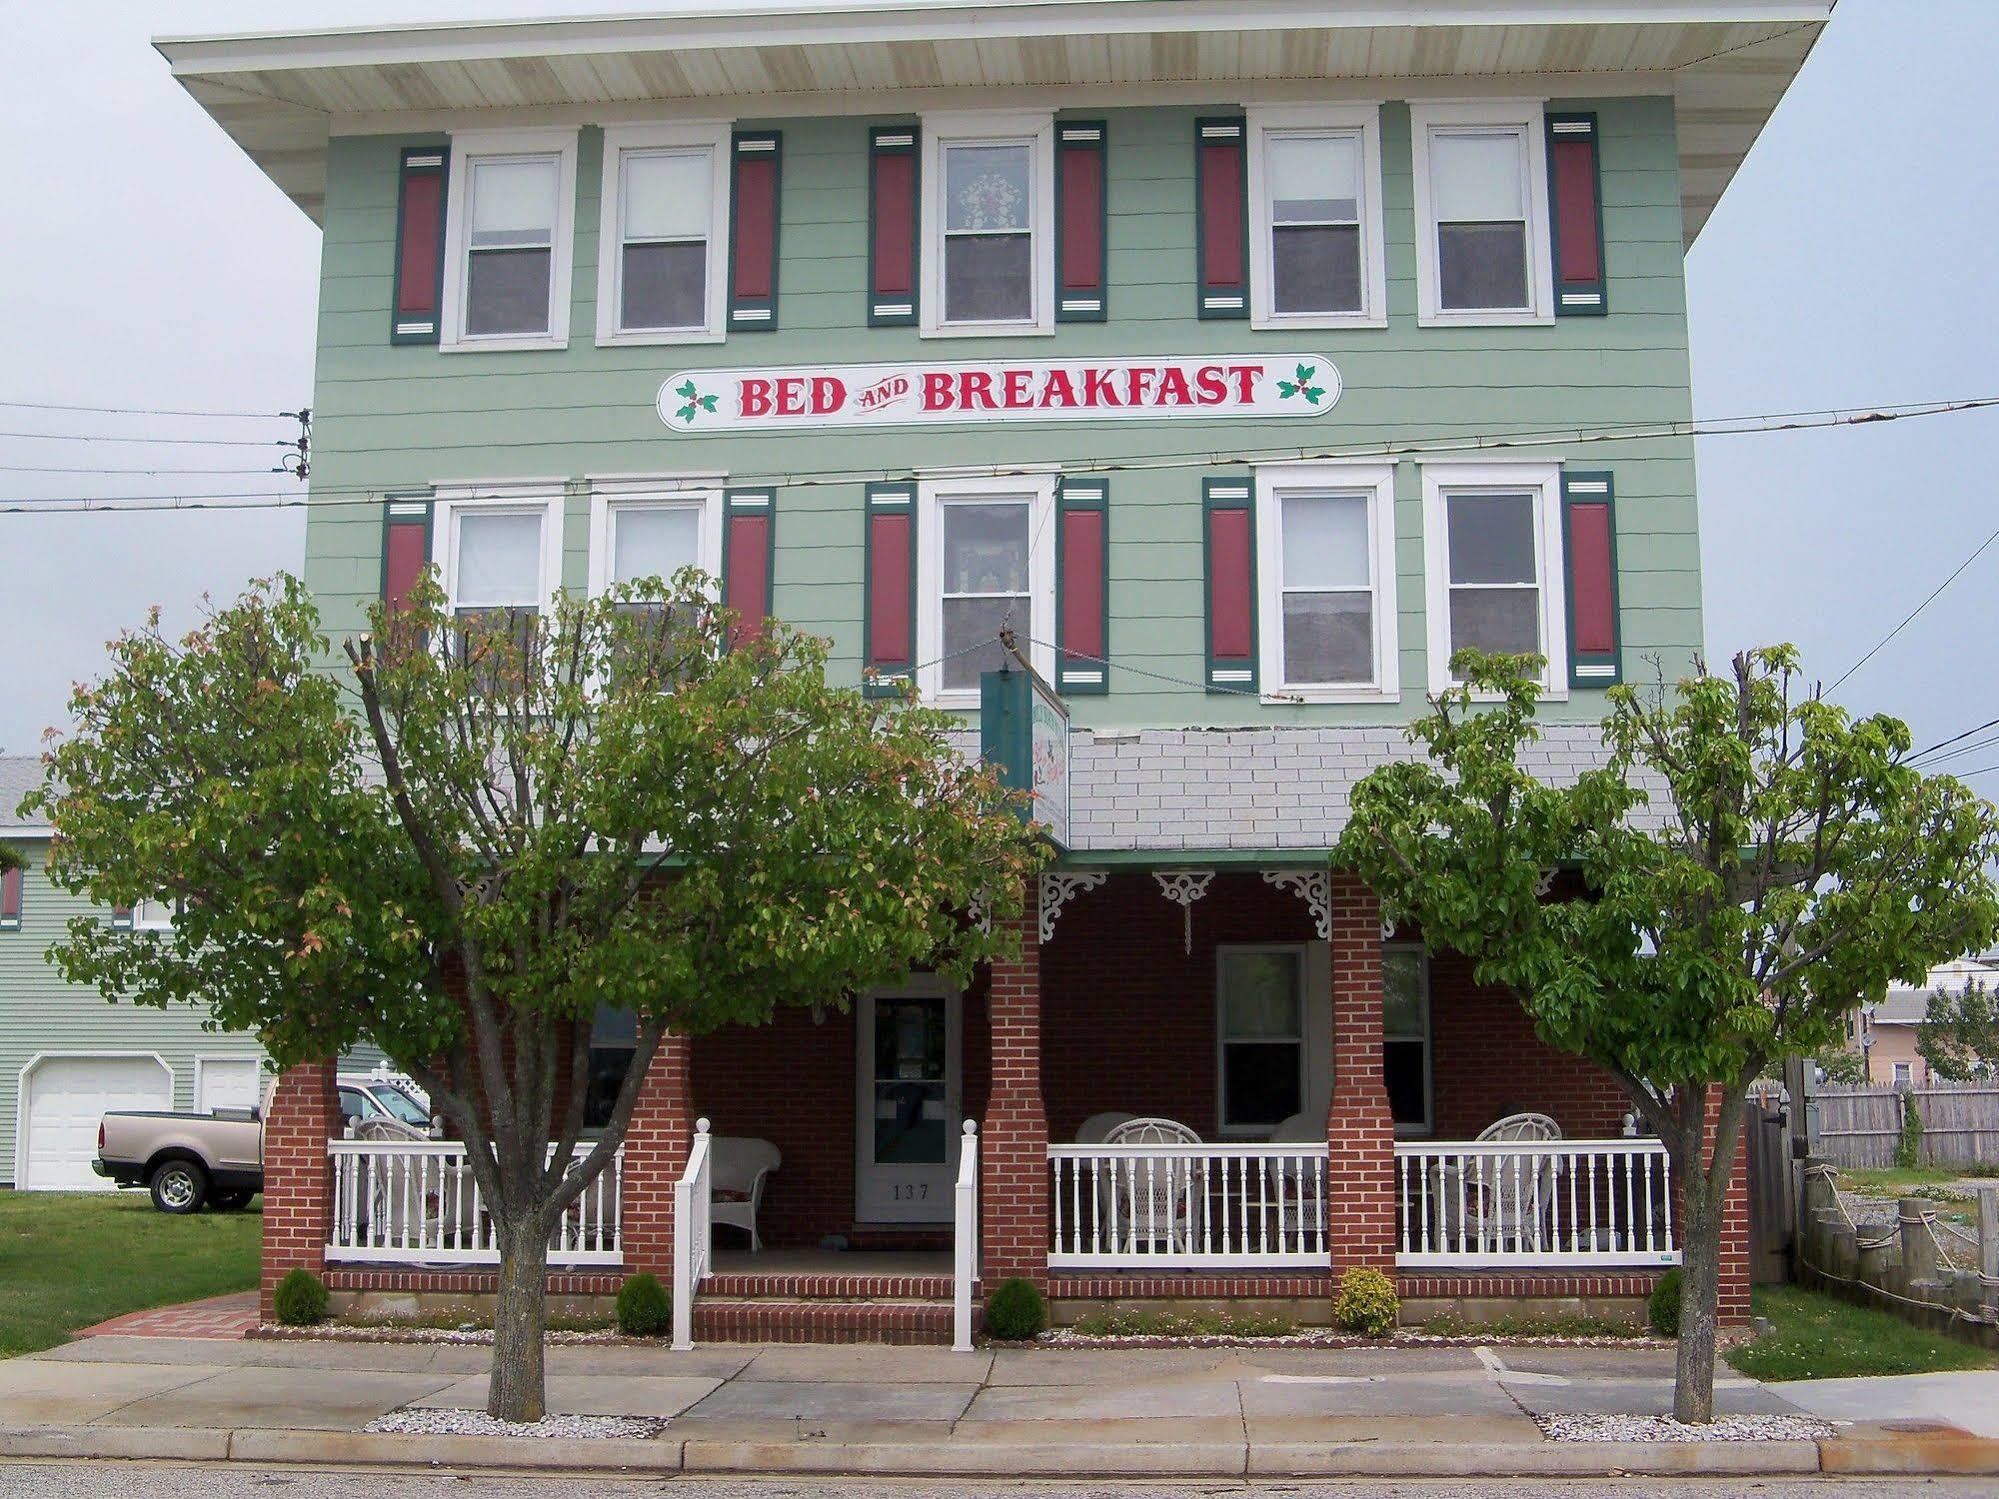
top-left (149, 1159), bottom-right (208, 1214)
top-left (211, 1190), bottom-right (254, 1211)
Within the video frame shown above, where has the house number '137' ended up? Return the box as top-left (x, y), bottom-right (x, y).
top-left (892, 1184), bottom-right (931, 1201)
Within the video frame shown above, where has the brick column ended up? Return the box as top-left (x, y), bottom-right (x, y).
top-left (1708, 1083), bottom-right (1753, 1325)
top-left (259, 1060), bottom-right (337, 1320)
top-left (621, 1030), bottom-right (694, 1279)
top-left (1327, 873), bottom-right (1396, 1275)
top-left (981, 876), bottom-right (1049, 1287)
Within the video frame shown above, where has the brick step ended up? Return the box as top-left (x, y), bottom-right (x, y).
top-left (702, 1270), bottom-right (956, 1301)
top-left (691, 1298), bottom-right (958, 1344)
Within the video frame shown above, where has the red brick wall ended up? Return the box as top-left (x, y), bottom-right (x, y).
top-left (1328, 873), bottom-right (1396, 1273)
top-left (620, 1032), bottom-right (691, 1277)
top-left (259, 1060), bottom-right (337, 1320)
top-left (982, 882), bottom-right (1048, 1284)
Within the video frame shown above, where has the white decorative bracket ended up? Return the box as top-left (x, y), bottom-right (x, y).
top-left (967, 889), bottom-right (993, 936)
top-left (1380, 918), bottom-right (1398, 942)
top-left (1153, 869), bottom-right (1215, 954)
top-left (1261, 868), bottom-right (1332, 941)
top-left (1038, 870), bottom-right (1106, 943)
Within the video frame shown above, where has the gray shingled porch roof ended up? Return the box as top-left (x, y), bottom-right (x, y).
top-left (0, 756), bottom-right (49, 832)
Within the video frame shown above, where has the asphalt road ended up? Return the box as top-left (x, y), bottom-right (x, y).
top-left (2, 1465), bottom-right (1992, 1499)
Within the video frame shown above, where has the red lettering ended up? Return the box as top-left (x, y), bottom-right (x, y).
top-left (1228, 364), bottom-right (1261, 404)
top-left (1194, 366), bottom-right (1229, 405)
top-left (739, 378), bottom-right (773, 418)
top-left (1082, 369), bottom-right (1122, 407)
top-left (959, 370), bottom-right (997, 410)
top-left (774, 377), bottom-right (807, 416)
top-left (922, 372), bottom-right (955, 411)
top-left (1041, 369), bottom-right (1077, 408)
top-left (1125, 367), bottom-right (1156, 405)
top-left (1157, 365), bottom-right (1193, 406)
top-left (811, 376), bottom-right (845, 415)
top-left (1003, 369), bottom-right (1033, 408)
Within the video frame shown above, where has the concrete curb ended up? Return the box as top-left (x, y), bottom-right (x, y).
top-left (2, 1424), bottom-right (1996, 1477)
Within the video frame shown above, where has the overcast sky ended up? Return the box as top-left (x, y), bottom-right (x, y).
top-left (4, 1), bottom-right (1996, 780)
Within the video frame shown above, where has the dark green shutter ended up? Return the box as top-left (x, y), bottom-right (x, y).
top-left (867, 126), bottom-right (919, 326)
top-left (1562, 472), bottom-right (1622, 686)
top-left (1547, 112), bottom-right (1608, 316)
top-left (721, 487), bottom-right (776, 642)
top-left (1055, 478), bottom-right (1109, 695)
top-left (390, 145), bottom-right (448, 344)
top-left (727, 131), bottom-right (783, 330)
top-left (862, 482), bottom-right (917, 696)
top-left (1195, 118), bottom-right (1248, 319)
top-left (1055, 121), bottom-right (1108, 323)
top-left (1202, 477), bottom-right (1257, 692)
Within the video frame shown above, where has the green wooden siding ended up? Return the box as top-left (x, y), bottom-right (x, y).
top-left (303, 96), bottom-right (1700, 727)
top-left (0, 839), bottom-right (268, 1186)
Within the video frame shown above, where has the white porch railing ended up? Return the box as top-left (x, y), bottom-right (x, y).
top-left (1394, 1139), bottom-right (1679, 1268)
top-left (671, 1117), bottom-right (714, 1351)
top-left (326, 1140), bottom-right (622, 1266)
top-left (954, 1120), bottom-right (980, 1351)
top-left (1047, 1142), bottom-right (1329, 1268)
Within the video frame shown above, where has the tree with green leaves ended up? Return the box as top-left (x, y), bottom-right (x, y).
top-left (1337, 647), bottom-right (1999, 1423)
top-left (29, 571), bottom-right (1045, 1421)
top-left (1918, 977), bottom-right (1999, 1080)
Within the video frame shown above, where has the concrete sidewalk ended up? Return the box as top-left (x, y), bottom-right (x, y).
top-left (1, 1335), bottom-right (1994, 1478)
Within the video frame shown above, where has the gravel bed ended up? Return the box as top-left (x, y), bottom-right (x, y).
top-left (256, 1324), bottom-right (633, 1345)
top-left (1031, 1330), bottom-right (1670, 1350)
top-left (366, 1407), bottom-right (667, 1440)
top-left (1536, 1412), bottom-right (1837, 1443)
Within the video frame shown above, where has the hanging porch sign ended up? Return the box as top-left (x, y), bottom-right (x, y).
top-left (980, 664), bottom-right (1071, 851)
top-left (657, 354), bottom-right (1341, 433)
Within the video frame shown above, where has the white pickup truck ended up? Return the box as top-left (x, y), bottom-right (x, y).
top-left (95, 1075), bottom-right (431, 1213)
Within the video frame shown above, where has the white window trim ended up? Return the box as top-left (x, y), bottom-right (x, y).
top-left (1246, 103), bottom-right (1388, 331)
top-left (1215, 943), bottom-right (1309, 1140)
top-left (1382, 941), bottom-right (1434, 1138)
top-left (132, 898), bottom-right (177, 932)
top-left (594, 122), bottom-right (732, 347)
top-left (440, 127), bottom-right (579, 353)
top-left (920, 110), bottom-right (1056, 338)
top-left (1420, 461), bottom-right (1568, 701)
top-left (1409, 100), bottom-right (1554, 328)
top-left (1254, 460), bottom-right (1399, 703)
top-left (586, 480), bottom-right (725, 597)
top-left (914, 472), bottom-right (1056, 708)
top-left (432, 484), bottom-right (565, 616)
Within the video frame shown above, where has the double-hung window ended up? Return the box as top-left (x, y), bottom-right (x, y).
top-left (916, 475), bottom-right (1056, 704)
top-left (1217, 946), bottom-right (1306, 1135)
top-left (597, 125), bottom-right (730, 344)
top-left (1256, 463), bottom-right (1397, 700)
top-left (1247, 106), bottom-right (1386, 327)
top-left (1382, 945), bottom-right (1432, 1134)
top-left (1421, 463), bottom-right (1566, 695)
top-left (587, 482), bottom-right (722, 665)
top-left (1411, 103), bottom-right (1553, 325)
top-left (921, 113), bottom-right (1055, 335)
top-left (435, 488), bottom-right (563, 675)
top-left (441, 130), bottom-right (578, 350)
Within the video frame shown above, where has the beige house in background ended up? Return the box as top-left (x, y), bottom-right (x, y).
top-left (1845, 957), bottom-right (1996, 1086)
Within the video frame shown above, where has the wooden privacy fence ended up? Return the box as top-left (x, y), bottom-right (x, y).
top-left (1812, 1081), bottom-right (1999, 1168)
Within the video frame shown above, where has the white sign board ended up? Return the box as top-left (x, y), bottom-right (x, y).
top-left (658, 355), bottom-right (1341, 433)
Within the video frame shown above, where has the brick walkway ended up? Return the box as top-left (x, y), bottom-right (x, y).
top-left (78, 1291), bottom-right (257, 1340)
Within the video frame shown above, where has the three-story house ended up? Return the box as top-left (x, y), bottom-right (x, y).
top-left (161, 0), bottom-right (1827, 1340)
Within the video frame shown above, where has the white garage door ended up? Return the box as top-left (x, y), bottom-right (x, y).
top-left (22, 1055), bottom-right (172, 1191)
top-left (195, 1057), bottom-right (261, 1114)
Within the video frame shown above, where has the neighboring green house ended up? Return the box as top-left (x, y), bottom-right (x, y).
top-left (1, 757), bottom-right (267, 1190)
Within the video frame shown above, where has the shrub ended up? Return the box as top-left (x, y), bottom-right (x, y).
top-left (1648, 1266), bottom-right (1684, 1337)
top-left (984, 1277), bottom-right (1048, 1340)
top-left (272, 1267), bottom-right (328, 1326)
top-left (616, 1273), bottom-right (671, 1337)
top-left (1896, 1099), bottom-right (1925, 1169)
top-left (1332, 1267), bottom-right (1398, 1337)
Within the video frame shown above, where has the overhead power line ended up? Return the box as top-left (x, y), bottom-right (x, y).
top-left (0, 430), bottom-right (295, 448)
top-left (1909, 714), bottom-right (1999, 766)
top-left (0, 398), bottom-right (291, 420)
top-left (1828, 521), bottom-right (1999, 694)
top-left (3, 394), bottom-right (1996, 518)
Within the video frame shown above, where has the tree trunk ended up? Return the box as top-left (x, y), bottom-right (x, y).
top-left (1672, 1172), bottom-right (1724, 1424)
top-left (488, 1219), bottom-right (550, 1422)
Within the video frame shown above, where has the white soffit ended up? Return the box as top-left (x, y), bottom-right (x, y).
top-left (157, 1), bottom-right (1832, 240)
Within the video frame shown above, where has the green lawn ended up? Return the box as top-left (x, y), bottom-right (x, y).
top-left (0, 1193), bottom-right (260, 1357)
top-left (1726, 1284), bottom-right (1999, 1382)
top-left (1835, 1165), bottom-right (1992, 1196)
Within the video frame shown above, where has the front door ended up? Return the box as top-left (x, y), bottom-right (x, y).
top-left (855, 979), bottom-right (962, 1223)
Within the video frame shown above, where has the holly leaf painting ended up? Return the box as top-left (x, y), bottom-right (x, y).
top-left (676, 403), bottom-right (698, 423)
top-left (1278, 363), bottom-right (1326, 405)
top-left (676, 380), bottom-right (698, 401)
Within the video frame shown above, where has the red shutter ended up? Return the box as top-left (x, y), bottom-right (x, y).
top-left (1056, 479), bottom-right (1109, 694)
top-left (1196, 118), bottom-right (1248, 319)
top-left (1562, 472), bottom-right (1621, 686)
top-left (391, 146), bottom-right (448, 343)
top-left (1203, 478), bottom-right (1257, 691)
top-left (111, 904), bottom-right (133, 929)
top-left (863, 483), bottom-right (916, 695)
top-left (722, 488), bottom-right (775, 643)
top-left (1056, 121), bottom-right (1107, 322)
top-left (381, 500), bottom-right (431, 614)
top-left (868, 126), bottom-right (919, 326)
top-left (0, 865), bottom-right (21, 926)
top-left (1547, 113), bottom-right (1607, 315)
top-left (728, 132), bottom-right (782, 330)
